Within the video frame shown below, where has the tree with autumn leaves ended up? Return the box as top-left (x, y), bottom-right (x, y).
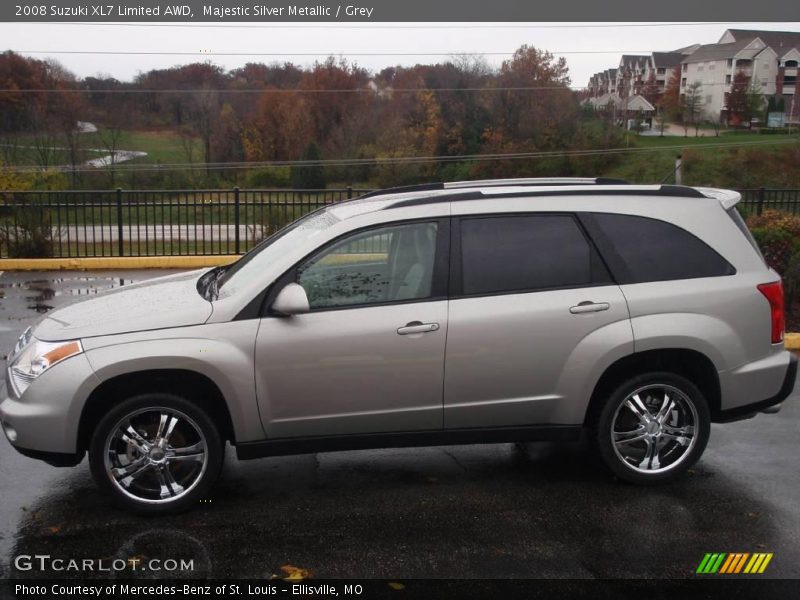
top-left (1, 47), bottom-right (628, 189)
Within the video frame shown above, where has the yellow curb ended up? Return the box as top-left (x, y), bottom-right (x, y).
top-left (785, 333), bottom-right (800, 351)
top-left (0, 256), bottom-right (239, 271)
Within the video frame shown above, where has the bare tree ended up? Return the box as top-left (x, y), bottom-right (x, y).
top-left (704, 110), bottom-right (721, 136)
top-left (96, 121), bottom-right (124, 187)
top-left (683, 81), bottom-right (704, 137)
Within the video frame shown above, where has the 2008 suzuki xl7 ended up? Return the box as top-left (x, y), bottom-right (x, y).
top-left (2, 178), bottom-right (795, 513)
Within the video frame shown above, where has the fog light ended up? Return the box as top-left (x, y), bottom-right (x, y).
top-left (2, 421), bottom-right (17, 443)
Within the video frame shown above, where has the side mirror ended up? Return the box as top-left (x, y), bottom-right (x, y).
top-left (271, 283), bottom-right (310, 316)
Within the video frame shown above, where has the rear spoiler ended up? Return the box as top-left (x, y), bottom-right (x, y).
top-left (694, 187), bottom-right (741, 210)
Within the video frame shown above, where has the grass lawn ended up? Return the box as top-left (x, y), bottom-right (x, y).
top-left (604, 130), bottom-right (800, 186)
top-left (79, 128), bottom-right (201, 164)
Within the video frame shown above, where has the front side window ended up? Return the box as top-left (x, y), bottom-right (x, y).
top-left (459, 215), bottom-right (608, 296)
top-left (297, 222), bottom-right (438, 309)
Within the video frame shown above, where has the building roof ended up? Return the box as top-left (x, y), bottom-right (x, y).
top-left (724, 29), bottom-right (800, 52)
top-left (681, 39), bottom-right (761, 63)
top-left (620, 55), bottom-right (649, 68)
top-left (651, 52), bottom-right (686, 68)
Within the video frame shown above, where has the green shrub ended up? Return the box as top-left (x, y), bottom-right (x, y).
top-left (290, 142), bottom-right (327, 189)
top-left (0, 199), bottom-right (56, 258)
top-left (245, 167), bottom-right (291, 188)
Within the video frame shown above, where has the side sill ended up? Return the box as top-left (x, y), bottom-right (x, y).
top-left (235, 425), bottom-right (582, 460)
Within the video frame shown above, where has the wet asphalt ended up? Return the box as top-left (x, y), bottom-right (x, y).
top-left (0, 270), bottom-right (798, 581)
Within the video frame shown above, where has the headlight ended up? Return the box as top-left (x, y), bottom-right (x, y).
top-left (8, 338), bottom-right (83, 396)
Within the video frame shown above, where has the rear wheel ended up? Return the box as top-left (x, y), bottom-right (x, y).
top-left (89, 394), bottom-right (223, 514)
top-left (595, 372), bottom-right (710, 484)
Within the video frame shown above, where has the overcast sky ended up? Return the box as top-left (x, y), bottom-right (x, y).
top-left (2, 21), bottom-right (800, 87)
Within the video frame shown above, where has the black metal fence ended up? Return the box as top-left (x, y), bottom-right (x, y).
top-left (1, 186), bottom-right (800, 259)
top-left (739, 188), bottom-right (800, 216)
top-left (0, 188), bottom-right (370, 258)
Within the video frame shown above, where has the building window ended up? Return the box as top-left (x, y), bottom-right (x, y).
top-left (727, 59), bottom-right (733, 68)
top-left (709, 63), bottom-right (715, 70)
top-left (726, 74), bottom-right (731, 84)
top-left (784, 75), bottom-right (797, 85)
top-left (681, 77), bottom-right (687, 87)
top-left (682, 64), bottom-right (688, 72)
top-left (786, 60), bottom-right (799, 68)
top-left (657, 68), bottom-right (665, 75)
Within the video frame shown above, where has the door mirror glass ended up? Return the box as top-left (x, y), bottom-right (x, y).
top-left (271, 283), bottom-right (310, 315)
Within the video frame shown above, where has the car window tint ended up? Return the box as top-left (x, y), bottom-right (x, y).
top-left (460, 215), bottom-right (597, 295)
top-left (592, 213), bottom-right (734, 283)
top-left (297, 222), bottom-right (438, 309)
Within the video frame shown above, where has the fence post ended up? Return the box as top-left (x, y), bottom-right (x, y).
top-left (757, 187), bottom-right (765, 216)
top-left (234, 187), bottom-right (241, 254)
top-left (116, 188), bottom-right (124, 257)
top-left (347, 185), bottom-right (353, 200)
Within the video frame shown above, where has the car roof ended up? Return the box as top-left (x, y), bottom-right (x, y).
top-left (328, 178), bottom-right (741, 221)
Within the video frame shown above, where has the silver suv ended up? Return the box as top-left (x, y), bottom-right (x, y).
top-left (2, 178), bottom-right (795, 513)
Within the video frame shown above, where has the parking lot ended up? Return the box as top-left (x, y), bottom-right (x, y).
top-left (0, 269), bottom-right (798, 580)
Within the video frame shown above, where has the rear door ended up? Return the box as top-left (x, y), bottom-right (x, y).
top-left (443, 213), bottom-right (631, 428)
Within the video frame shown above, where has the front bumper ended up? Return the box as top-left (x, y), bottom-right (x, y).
top-left (1, 353), bottom-right (98, 463)
top-left (715, 353), bottom-right (797, 422)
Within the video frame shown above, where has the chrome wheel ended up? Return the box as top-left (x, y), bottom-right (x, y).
top-left (103, 407), bottom-right (208, 505)
top-left (611, 384), bottom-right (699, 474)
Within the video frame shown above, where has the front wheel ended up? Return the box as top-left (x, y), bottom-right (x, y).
top-left (89, 394), bottom-right (224, 514)
top-left (595, 372), bottom-right (710, 484)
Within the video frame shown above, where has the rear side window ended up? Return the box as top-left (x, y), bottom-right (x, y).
top-left (726, 207), bottom-right (766, 264)
top-left (459, 215), bottom-right (609, 296)
top-left (588, 213), bottom-right (734, 284)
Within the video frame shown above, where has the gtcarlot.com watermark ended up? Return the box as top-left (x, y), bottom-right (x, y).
top-left (14, 554), bottom-right (194, 573)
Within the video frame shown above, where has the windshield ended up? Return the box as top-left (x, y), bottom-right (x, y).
top-left (213, 206), bottom-right (341, 299)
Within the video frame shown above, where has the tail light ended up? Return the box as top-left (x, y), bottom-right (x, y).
top-left (757, 281), bottom-right (785, 344)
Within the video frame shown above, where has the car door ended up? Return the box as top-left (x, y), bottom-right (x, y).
top-left (444, 213), bottom-right (632, 429)
top-left (255, 219), bottom-right (449, 438)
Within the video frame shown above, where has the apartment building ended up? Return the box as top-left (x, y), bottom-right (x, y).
top-left (586, 29), bottom-right (800, 124)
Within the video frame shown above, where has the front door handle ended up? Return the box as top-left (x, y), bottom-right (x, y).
top-left (569, 301), bottom-right (610, 314)
top-left (397, 321), bottom-right (440, 335)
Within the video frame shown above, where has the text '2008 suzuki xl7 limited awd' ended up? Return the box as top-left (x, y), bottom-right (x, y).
top-left (2, 178), bottom-right (795, 513)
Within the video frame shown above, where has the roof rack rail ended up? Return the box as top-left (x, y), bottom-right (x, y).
top-left (357, 182), bottom-right (444, 200)
top-left (443, 177), bottom-right (628, 189)
top-left (387, 183), bottom-right (708, 209)
top-left (356, 177), bottom-right (628, 201)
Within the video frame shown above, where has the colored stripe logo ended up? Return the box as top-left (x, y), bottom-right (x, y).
top-left (696, 553), bottom-right (773, 574)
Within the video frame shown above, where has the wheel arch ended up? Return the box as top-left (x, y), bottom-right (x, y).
top-left (77, 369), bottom-right (235, 455)
top-left (583, 348), bottom-right (722, 426)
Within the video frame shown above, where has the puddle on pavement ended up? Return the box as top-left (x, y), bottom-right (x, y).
top-left (0, 276), bottom-right (135, 314)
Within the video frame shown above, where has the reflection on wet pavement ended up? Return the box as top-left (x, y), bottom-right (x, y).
top-left (5, 438), bottom-right (798, 579)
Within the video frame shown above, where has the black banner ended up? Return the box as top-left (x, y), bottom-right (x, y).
top-left (2, 0), bottom-right (799, 22)
top-left (3, 579), bottom-right (800, 600)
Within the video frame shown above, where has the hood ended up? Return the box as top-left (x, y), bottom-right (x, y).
top-left (34, 270), bottom-right (213, 341)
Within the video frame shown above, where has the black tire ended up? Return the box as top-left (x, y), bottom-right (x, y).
top-left (89, 393), bottom-right (224, 515)
top-left (594, 372), bottom-right (710, 485)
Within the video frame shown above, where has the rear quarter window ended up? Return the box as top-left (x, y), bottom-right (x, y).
top-left (585, 213), bottom-right (735, 284)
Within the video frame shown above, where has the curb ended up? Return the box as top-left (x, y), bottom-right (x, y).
top-left (0, 256), bottom-right (239, 271)
top-left (785, 333), bottom-right (800, 351)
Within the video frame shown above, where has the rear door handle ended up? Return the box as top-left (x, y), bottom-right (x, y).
top-left (569, 301), bottom-right (610, 314)
top-left (397, 321), bottom-right (440, 335)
